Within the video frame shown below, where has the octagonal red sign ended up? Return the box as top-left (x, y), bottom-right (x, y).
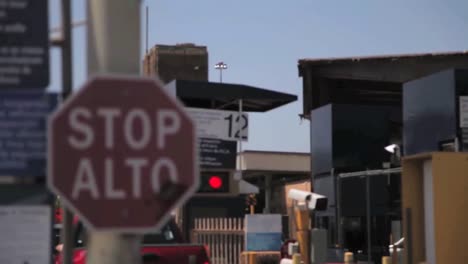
top-left (47, 76), bottom-right (198, 232)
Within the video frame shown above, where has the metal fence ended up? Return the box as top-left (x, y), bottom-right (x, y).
top-left (192, 218), bottom-right (244, 264)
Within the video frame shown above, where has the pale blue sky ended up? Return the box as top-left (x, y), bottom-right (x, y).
top-left (48, 0), bottom-right (468, 153)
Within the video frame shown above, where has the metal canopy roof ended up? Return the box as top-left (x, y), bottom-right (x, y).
top-left (298, 51), bottom-right (468, 83)
top-left (164, 79), bottom-right (297, 112)
top-left (297, 51), bottom-right (468, 117)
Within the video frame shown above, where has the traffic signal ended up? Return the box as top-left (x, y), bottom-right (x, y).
top-left (198, 172), bottom-right (230, 193)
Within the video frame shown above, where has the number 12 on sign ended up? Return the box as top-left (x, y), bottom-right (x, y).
top-left (224, 113), bottom-right (248, 141)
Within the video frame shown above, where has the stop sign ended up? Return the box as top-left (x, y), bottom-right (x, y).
top-left (47, 76), bottom-right (198, 232)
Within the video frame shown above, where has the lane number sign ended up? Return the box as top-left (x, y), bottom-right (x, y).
top-left (224, 112), bottom-right (248, 140)
top-left (187, 108), bottom-right (248, 142)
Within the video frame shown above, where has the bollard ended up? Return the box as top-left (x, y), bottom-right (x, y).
top-left (292, 253), bottom-right (302, 264)
top-left (382, 256), bottom-right (392, 264)
top-left (294, 206), bottom-right (310, 230)
top-left (296, 230), bottom-right (310, 264)
top-left (249, 252), bottom-right (256, 264)
top-left (344, 252), bottom-right (354, 263)
top-left (294, 206), bottom-right (310, 264)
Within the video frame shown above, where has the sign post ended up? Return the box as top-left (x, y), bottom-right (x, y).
top-left (86, 1), bottom-right (142, 263)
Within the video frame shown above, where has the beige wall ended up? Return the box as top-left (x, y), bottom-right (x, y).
top-left (238, 152), bottom-right (310, 173)
top-left (402, 152), bottom-right (468, 264)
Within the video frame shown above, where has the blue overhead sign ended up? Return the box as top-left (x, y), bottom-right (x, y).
top-left (0, 0), bottom-right (49, 88)
top-left (0, 90), bottom-right (58, 177)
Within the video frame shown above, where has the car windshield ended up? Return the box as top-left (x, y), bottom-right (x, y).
top-left (74, 223), bottom-right (178, 247)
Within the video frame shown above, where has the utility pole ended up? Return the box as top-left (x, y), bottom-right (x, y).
top-left (61, 0), bottom-right (73, 261)
top-left (86, 1), bottom-right (142, 264)
top-left (49, 1), bottom-right (74, 264)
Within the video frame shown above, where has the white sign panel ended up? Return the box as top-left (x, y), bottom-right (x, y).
top-left (188, 108), bottom-right (248, 141)
top-left (0, 206), bottom-right (52, 264)
top-left (460, 96), bottom-right (468, 128)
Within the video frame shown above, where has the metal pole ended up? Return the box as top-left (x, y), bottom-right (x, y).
top-left (238, 99), bottom-right (243, 176)
top-left (86, 0), bottom-right (142, 263)
top-left (145, 6), bottom-right (149, 54)
top-left (61, 210), bottom-right (74, 264)
top-left (366, 174), bottom-right (372, 263)
top-left (61, 0), bottom-right (72, 98)
top-left (335, 168), bottom-right (343, 247)
top-left (60, 1), bottom-right (74, 264)
top-left (220, 68), bottom-right (223, 83)
top-left (87, 0), bottom-right (140, 75)
top-left (264, 174), bottom-right (272, 213)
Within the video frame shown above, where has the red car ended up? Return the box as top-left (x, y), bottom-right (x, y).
top-left (54, 219), bottom-right (210, 264)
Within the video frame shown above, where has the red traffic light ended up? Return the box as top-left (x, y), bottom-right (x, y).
top-left (198, 172), bottom-right (229, 193)
top-left (208, 176), bottom-right (223, 189)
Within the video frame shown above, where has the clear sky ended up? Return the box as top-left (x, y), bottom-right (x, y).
top-left (48, 0), bottom-right (468, 153)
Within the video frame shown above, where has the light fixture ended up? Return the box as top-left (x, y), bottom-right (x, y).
top-left (214, 62), bottom-right (227, 69)
top-left (214, 62), bottom-right (228, 82)
top-left (385, 144), bottom-right (399, 153)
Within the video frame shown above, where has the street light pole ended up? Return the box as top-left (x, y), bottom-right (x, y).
top-left (214, 61), bottom-right (227, 83)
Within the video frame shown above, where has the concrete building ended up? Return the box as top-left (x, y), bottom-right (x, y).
top-left (142, 43), bottom-right (208, 83)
